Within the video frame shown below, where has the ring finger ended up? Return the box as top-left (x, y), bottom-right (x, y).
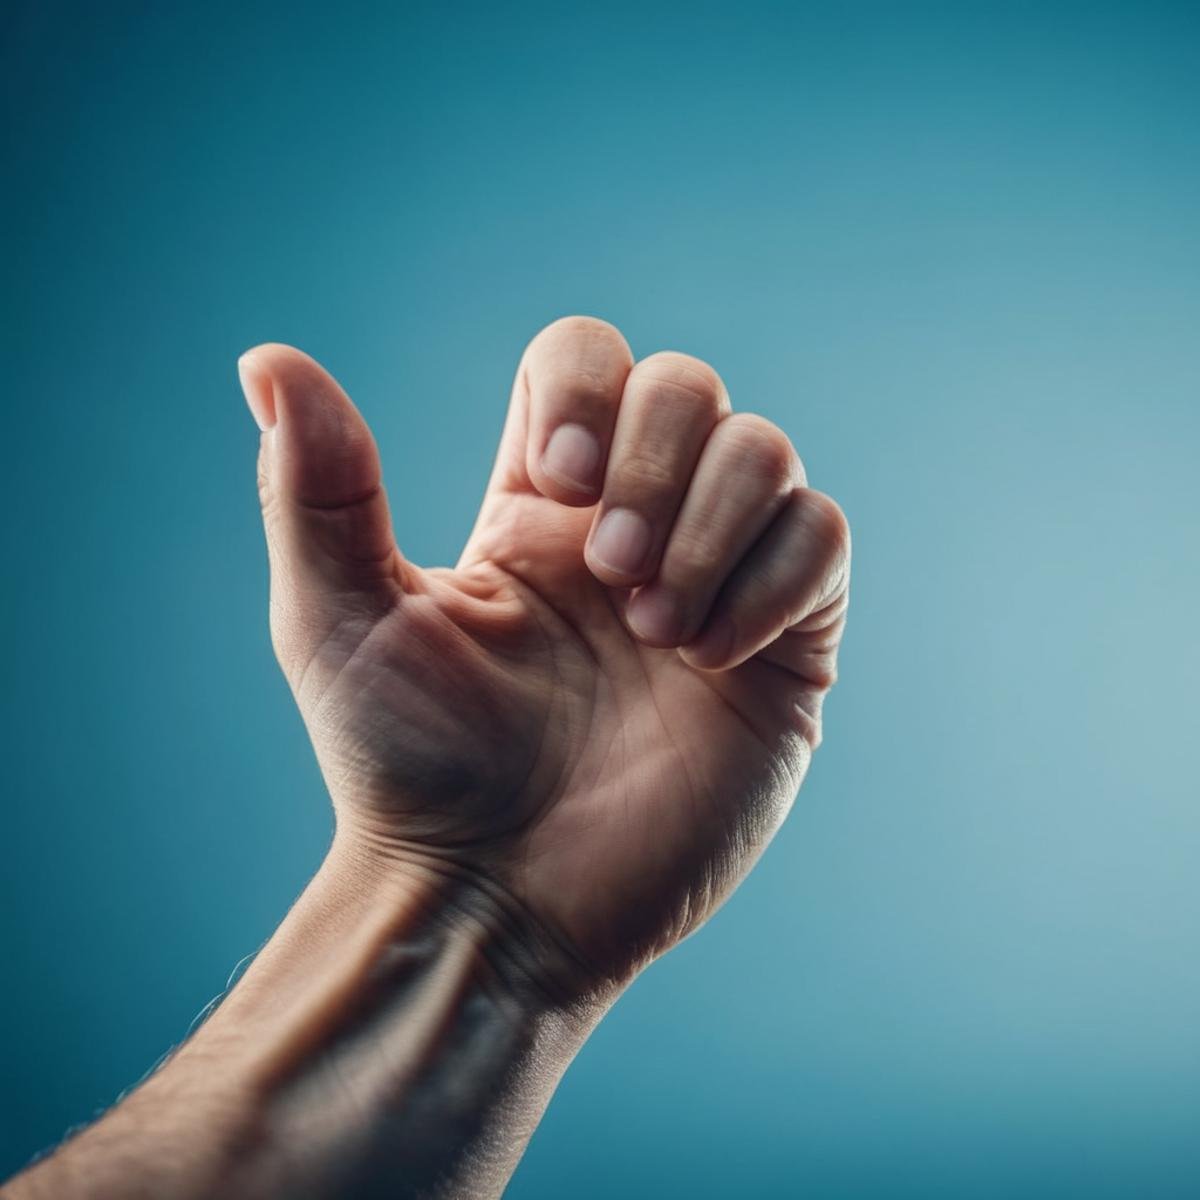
top-left (624, 413), bottom-right (803, 646)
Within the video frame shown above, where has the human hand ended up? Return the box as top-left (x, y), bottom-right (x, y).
top-left (239, 316), bottom-right (850, 1005)
top-left (2, 319), bottom-right (851, 1200)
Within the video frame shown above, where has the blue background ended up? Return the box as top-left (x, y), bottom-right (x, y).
top-left (3, 2), bottom-right (1198, 1195)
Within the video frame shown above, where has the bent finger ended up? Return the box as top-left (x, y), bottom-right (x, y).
top-left (489, 316), bottom-right (633, 504)
top-left (678, 488), bottom-right (851, 673)
top-left (623, 412), bottom-right (801, 644)
top-left (585, 351), bottom-right (730, 585)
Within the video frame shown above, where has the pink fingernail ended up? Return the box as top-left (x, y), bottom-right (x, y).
top-left (626, 587), bottom-right (681, 645)
top-left (680, 616), bottom-right (736, 670)
top-left (541, 423), bottom-right (601, 493)
top-left (590, 508), bottom-right (652, 578)
top-left (237, 352), bottom-right (276, 431)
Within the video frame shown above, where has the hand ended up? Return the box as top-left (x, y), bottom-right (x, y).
top-left (239, 316), bottom-right (850, 1003)
top-left (4, 320), bottom-right (851, 1200)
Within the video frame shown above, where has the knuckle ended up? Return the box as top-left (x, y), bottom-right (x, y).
top-left (663, 523), bottom-right (726, 578)
top-left (792, 491), bottom-right (852, 606)
top-left (720, 414), bottom-right (796, 488)
top-left (630, 351), bottom-right (728, 419)
top-left (546, 365), bottom-right (618, 411)
top-left (791, 592), bottom-right (850, 635)
top-left (741, 557), bottom-right (779, 598)
top-left (797, 489), bottom-right (851, 557)
top-left (256, 449), bottom-right (281, 528)
top-left (610, 448), bottom-right (680, 497)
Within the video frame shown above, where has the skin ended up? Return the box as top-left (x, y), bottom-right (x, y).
top-left (4, 316), bottom-right (850, 1199)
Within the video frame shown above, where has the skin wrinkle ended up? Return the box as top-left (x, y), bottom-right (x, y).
top-left (258, 437), bottom-right (394, 580)
top-left (629, 353), bottom-right (729, 410)
top-left (337, 574), bottom-right (567, 847)
top-left (313, 597), bottom-right (534, 825)
top-left (297, 614), bottom-right (389, 716)
top-left (339, 831), bottom-right (612, 1009)
top-left (641, 663), bottom-right (771, 947)
top-left (233, 878), bottom-right (568, 1200)
top-left (475, 566), bottom-right (592, 801)
top-left (433, 566), bottom-right (640, 854)
top-left (280, 589), bottom-right (385, 706)
top-left (374, 842), bottom-right (606, 1018)
top-left (485, 553), bottom-right (605, 672)
top-left (290, 481), bottom-right (387, 516)
top-left (504, 584), bottom-right (592, 945)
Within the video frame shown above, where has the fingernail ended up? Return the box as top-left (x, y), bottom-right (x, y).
top-left (680, 615), bottom-right (736, 670)
top-left (541, 423), bottom-right (601, 493)
top-left (626, 587), bottom-right (681, 645)
top-left (590, 508), bottom-right (652, 578)
top-left (237, 352), bottom-right (276, 431)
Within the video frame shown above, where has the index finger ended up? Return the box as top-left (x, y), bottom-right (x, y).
top-left (487, 316), bottom-right (634, 505)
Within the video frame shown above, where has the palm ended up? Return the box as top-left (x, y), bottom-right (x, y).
top-left (299, 489), bottom-right (807, 981)
top-left (244, 320), bottom-right (847, 992)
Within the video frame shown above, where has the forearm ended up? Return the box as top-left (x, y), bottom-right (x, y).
top-left (8, 838), bottom-right (603, 1200)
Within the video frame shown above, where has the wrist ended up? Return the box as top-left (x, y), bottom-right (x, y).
top-left (204, 833), bottom-right (605, 1198)
top-left (324, 820), bottom-right (625, 1017)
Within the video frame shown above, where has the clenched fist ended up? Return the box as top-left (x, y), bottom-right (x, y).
top-left (239, 316), bottom-right (850, 1003)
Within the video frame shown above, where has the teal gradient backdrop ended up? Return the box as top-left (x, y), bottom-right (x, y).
top-left (3, 3), bottom-right (1198, 1195)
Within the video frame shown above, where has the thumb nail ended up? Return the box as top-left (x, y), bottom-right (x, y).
top-left (238, 352), bottom-right (277, 431)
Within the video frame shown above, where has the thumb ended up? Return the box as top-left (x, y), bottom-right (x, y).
top-left (238, 343), bottom-right (401, 642)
